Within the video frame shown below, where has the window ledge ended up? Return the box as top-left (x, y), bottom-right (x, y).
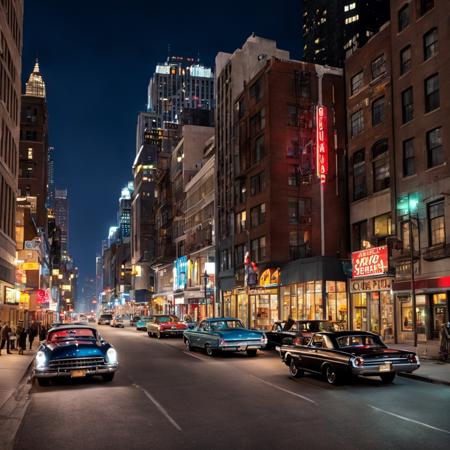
top-left (402, 173), bottom-right (418, 181)
top-left (424, 107), bottom-right (440, 117)
top-left (425, 162), bottom-right (446, 173)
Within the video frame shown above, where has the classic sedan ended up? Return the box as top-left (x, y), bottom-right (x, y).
top-left (183, 318), bottom-right (267, 357)
top-left (265, 320), bottom-right (344, 349)
top-left (33, 325), bottom-right (118, 386)
top-left (279, 331), bottom-right (420, 385)
top-left (147, 315), bottom-right (187, 338)
top-left (136, 317), bottom-right (152, 331)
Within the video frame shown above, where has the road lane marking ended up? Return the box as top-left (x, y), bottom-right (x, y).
top-left (369, 405), bottom-right (450, 435)
top-left (183, 351), bottom-right (208, 361)
top-left (251, 375), bottom-right (318, 405)
top-left (132, 383), bottom-right (182, 432)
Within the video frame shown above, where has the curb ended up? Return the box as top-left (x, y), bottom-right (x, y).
top-left (398, 372), bottom-right (450, 387)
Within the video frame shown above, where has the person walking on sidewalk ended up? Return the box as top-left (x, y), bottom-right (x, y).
top-left (0, 322), bottom-right (12, 355)
top-left (27, 321), bottom-right (38, 350)
top-left (439, 322), bottom-right (450, 361)
top-left (39, 324), bottom-right (47, 342)
top-left (18, 325), bottom-right (27, 355)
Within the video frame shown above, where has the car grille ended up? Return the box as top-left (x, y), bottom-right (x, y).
top-left (48, 357), bottom-right (106, 371)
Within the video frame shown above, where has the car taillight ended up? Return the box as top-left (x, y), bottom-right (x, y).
top-left (352, 356), bottom-right (364, 367)
top-left (408, 354), bottom-right (418, 364)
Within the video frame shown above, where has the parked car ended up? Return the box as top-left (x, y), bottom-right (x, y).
top-left (98, 313), bottom-right (113, 325)
top-left (136, 317), bottom-right (152, 331)
top-left (147, 315), bottom-right (187, 338)
top-left (183, 317), bottom-right (267, 357)
top-left (33, 325), bottom-right (118, 386)
top-left (279, 330), bottom-right (420, 385)
top-left (111, 316), bottom-right (124, 328)
top-left (265, 320), bottom-right (344, 349)
top-left (130, 316), bottom-right (141, 327)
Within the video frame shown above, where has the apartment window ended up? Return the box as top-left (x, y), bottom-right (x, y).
top-left (400, 46), bottom-right (411, 75)
top-left (288, 198), bottom-right (311, 224)
top-left (371, 55), bottom-right (386, 79)
top-left (249, 79), bottom-right (262, 102)
top-left (402, 138), bottom-right (415, 177)
top-left (401, 87), bottom-right (414, 123)
top-left (288, 165), bottom-right (299, 186)
top-left (428, 200), bottom-right (445, 246)
top-left (27, 148), bottom-right (33, 159)
top-left (253, 135), bottom-right (265, 163)
top-left (401, 220), bottom-right (419, 252)
top-left (352, 149), bottom-right (366, 200)
top-left (289, 230), bottom-right (310, 260)
top-left (372, 140), bottom-right (390, 192)
top-left (250, 203), bottom-right (266, 228)
top-left (250, 108), bottom-right (265, 136)
top-left (372, 97), bottom-right (385, 126)
top-left (373, 213), bottom-right (392, 237)
top-left (234, 244), bottom-right (245, 269)
top-left (424, 74), bottom-right (439, 112)
top-left (251, 236), bottom-right (266, 263)
top-left (427, 127), bottom-right (443, 167)
top-left (287, 140), bottom-right (300, 158)
top-left (423, 28), bottom-right (438, 60)
top-left (288, 105), bottom-right (300, 127)
top-left (420, 0), bottom-right (434, 15)
top-left (220, 249), bottom-right (231, 271)
top-left (235, 179), bottom-right (246, 204)
top-left (398, 4), bottom-right (410, 31)
top-left (351, 71), bottom-right (363, 95)
top-left (250, 171), bottom-right (266, 196)
top-left (235, 210), bottom-right (247, 233)
top-left (352, 220), bottom-right (368, 251)
top-left (26, 167), bottom-right (33, 177)
top-left (351, 109), bottom-right (364, 136)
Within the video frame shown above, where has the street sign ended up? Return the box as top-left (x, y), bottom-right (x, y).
top-left (352, 246), bottom-right (388, 278)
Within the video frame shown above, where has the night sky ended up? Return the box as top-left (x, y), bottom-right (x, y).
top-left (22, 0), bottom-right (302, 279)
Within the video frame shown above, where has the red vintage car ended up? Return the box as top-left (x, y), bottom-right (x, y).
top-left (146, 315), bottom-right (187, 338)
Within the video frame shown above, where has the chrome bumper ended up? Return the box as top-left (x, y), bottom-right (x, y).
top-left (352, 362), bottom-right (420, 376)
top-left (217, 341), bottom-right (265, 351)
top-left (34, 364), bottom-right (118, 378)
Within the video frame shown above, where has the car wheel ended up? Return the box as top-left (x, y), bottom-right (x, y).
top-left (205, 344), bottom-right (215, 357)
top-left (246, 349), bottom-right (257, 357)
top-left (102, 373), bottom-right (115, 382)
top-left (185, 339), bottom-right (192, 351)
top-left (289, 358), bottom-right (304, 378)
top-left (157, 331), bottom-right (161, 339)
top-left (147, 332), bottom-right (152, 337)
top-left (324, 364), bottom-right (339, 385)
top-left (380, 373), bottom-right (396, 384)
top-left (37, 378), bottom-right (50, 387)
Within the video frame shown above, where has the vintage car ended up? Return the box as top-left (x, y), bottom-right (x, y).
top-left (147, 315), bottom-right (187, 338)
top-left (136, 317), bottom-right (152, 331)
top-left (97, 313), bottom-right (113, 325)
top-left (111, 316), bottom-right (124, 328)
top-left (265, 320), bottom-right (344, 349)
top-left (279, 330), bottom-right (419, 385)
top-left (33, 325), bottom-right (118, 386)
top-left (183, 317), bottom-right (267, 357)
top-left (130, 316), bottom-right (142, 327)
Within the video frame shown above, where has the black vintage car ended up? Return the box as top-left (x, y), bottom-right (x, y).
top-left (279, 331), bottom-right (420, 385)
top-left (265, 320), bottom-right (344, 349)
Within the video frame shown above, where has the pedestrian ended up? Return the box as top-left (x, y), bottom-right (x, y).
top-left (18, 325), bottom-right (27, 355)
top-left (439, 322), bottom-right (450, 361)
top-left (0, 322), bottom-right (12, 354)
top-left (39, 324), bottom-right (47, 342)
top-left (28, 321), bottom-right (38, 350)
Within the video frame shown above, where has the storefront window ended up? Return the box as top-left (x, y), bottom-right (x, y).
top-left (432, 293), bottom-right (447, 338)
top-left (400, 295), bottom-right (427, 335)
top-left (327, 281), bottom-right (348, 325)
top-left (282, 287), bottom-right (291, 320)
top-left (230, 294), bottom-right (237, 318)
top-left (306, 282), bottom-right (314, 319)
top-left (238, 294), bottom-right (248, 327)
top-left (380, 291), bottom-right (394, 342)
top-left (223, 294), bottom-right (231, 317)
top-left (370, 292), bottom-right (380, 333)
top-left (352, 293), bottom-right (367, 330)
top-left (297, 284), bottom-right (305, 319)
top-left (270, 295), bottom-right (279, 323)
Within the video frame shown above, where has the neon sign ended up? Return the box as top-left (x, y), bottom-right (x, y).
top-left (316, 105), bottom-right (328, 184)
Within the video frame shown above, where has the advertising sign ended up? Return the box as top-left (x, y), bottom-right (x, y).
top-left (352, 246), bottom-right (388, 278)
top-left (173, 256), bottom-right (188, 291)
top-left (316, 105), bottom-right (328, 184)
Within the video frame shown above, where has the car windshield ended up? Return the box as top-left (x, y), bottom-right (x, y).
top-left (48, 328), bottom-right (96, 342)
top-left (101, 315), bottom-right (112, 319)
top-left (336, 335), bottom-right (384, 349)
top-left (157, 316), bottom-right (179, 323)
top-left (209, 320), bottom-right (244, 330)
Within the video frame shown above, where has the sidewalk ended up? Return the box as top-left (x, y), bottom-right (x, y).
top-left (0, 343), bottom-right (37, 411)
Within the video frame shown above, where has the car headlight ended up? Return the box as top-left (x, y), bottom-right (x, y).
top-left (106, 348), bottom-right (118, 364)
top-left (36, 351), bottom-right (47, 369)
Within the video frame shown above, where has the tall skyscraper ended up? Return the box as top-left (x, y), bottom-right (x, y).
top-left (0, 0), bottom-right (23, 312)
top-left (147, 55), bottom-right (214, 123)
top-left (118, 182), bottom-right (133, 239)
top-left (46, 146), bottom-right (55, 209)
top-left (19, 59), bottom-right (49, 231)
top-left (302, 0), bottom-right (390, 67)
top-left (54, 189), bottom-right (69, 252)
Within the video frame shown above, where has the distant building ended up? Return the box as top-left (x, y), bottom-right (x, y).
top-left (147, 55), bottom-right (214, 123)
top-left (19, 59), bottom-right (49, 232)
top-left (118, 182), bottom-right (133, 239)
top-left (46, 146), bottom-right (55, 209)
top-left (302, 0), bottom-right (390, 67)
top-left (54, 189), bottom-right (69, 252)
top-left (0, 0), bottom-right (23, 318)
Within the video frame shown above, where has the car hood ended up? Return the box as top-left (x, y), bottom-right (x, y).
top-left (346, 347), bottom-right (410, 358)
top-left (45, 340), bottom-right (105, 359)
top-left (216, 329), bottom-right (264, 340)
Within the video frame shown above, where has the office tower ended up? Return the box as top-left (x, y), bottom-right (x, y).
top-left (54, 189), bottom-right (69, 252)
top-left (118, 182), bottom-right (133, 239)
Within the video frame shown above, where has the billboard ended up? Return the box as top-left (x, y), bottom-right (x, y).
top-left (352, 246), bottom-right (388, 278)
top-left (316, 105), bottom-right (328, 184)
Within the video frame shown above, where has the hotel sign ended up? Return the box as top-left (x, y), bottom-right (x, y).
top-left (316, 105), bottom-right (328, 184)
top-left (352, 245), bottom-right (388, 278)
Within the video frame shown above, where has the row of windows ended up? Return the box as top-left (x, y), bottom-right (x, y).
top-left (0, 118), bottom-right (17, 175)
top-left (0, 29), bottom-right (17, 80)
top-left (0, 60), bottom-right (19, 125)
top-left (0, 0), bottom-right (22, 51)
top-left (352, 213), bottom-right (392, 251)
top-left (398, 1), bottom-right (435, 33)
top-left (0, 174), bottom-right (15, 239)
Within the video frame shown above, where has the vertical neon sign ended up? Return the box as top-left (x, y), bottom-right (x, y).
top-left (316, 105), bottom-right (328, 184)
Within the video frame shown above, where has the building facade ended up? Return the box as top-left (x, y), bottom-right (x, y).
top-left (54, 189), bottom-right (69, 253)
top-left (0, 0), bottom-right (23, 321)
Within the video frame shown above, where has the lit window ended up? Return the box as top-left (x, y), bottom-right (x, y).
top-left (27, 148), bottom-right (33, 159)
top-left (428, 200), bottom-right (445, 246)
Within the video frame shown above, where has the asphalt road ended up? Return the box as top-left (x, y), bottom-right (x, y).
top-left (13, 326), bottom-right (450, 450)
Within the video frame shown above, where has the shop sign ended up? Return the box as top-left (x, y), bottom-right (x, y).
top-left (259, 268), bottom-right (280, 287)
top-left (350, 278), bottom-right (393, 293)
top-left (5, 287), bottom-right (18, 304)
top-left (19, 292), bottom-right (30, 309)
top-left (173, 256), bottom-right (188, 291)
top-left (352, 246), bottom-right (388, 278)
top-left (315, 105), bottom-right (328, 184)
top-left (22, 262), bottom-right (40, 271)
